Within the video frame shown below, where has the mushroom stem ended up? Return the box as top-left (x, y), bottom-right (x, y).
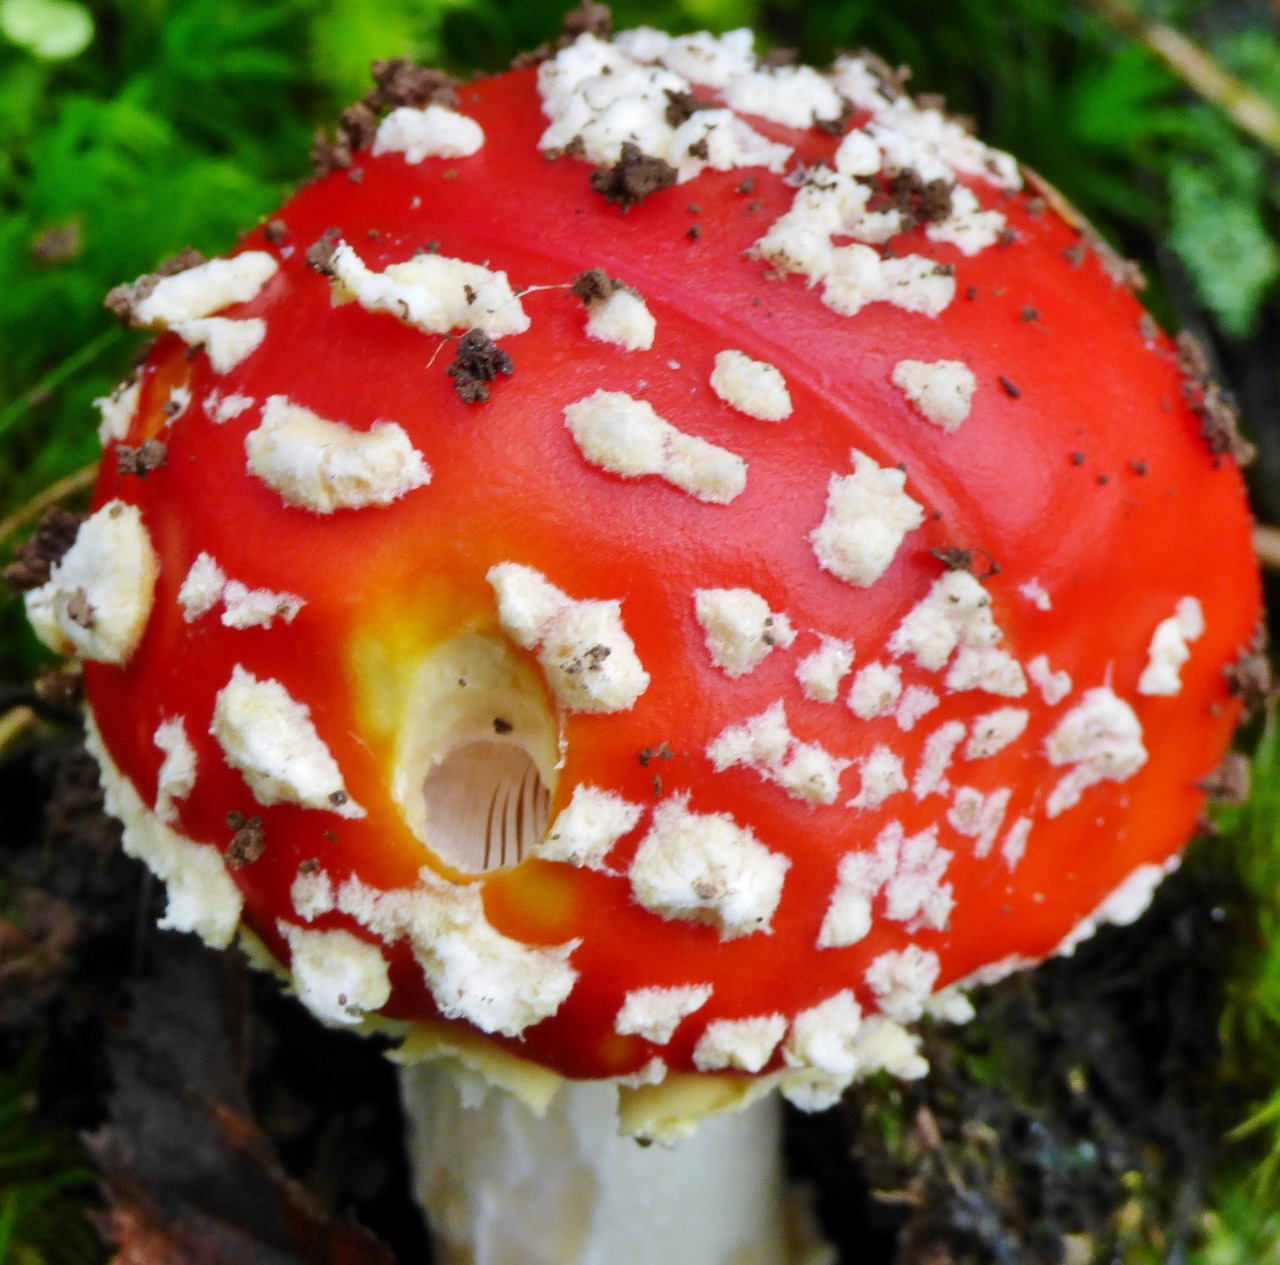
top-left (399, 1066), bottom-right (830, 1265)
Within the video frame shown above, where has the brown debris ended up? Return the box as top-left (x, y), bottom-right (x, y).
top-left (365, 59), bottom-right (460, 112)
top-left (338, 101), bottom-right (378, 151)
top-left (562, 0), bottom-right (612, 39)
top-left (262, 219), bottom-right (288, 245)
top-left (225, 813), bottom-right (266, 869)
top-left (998, 375), bottom-right (1022, 399)
top-left (571, 267), bottom-right (623, 303)
top-left (116, 439), bottom-right (168, 479)
top-left (590, 142), bottom-right (678, 211)
top-left (31, 221), bottom-right (82, 265)
top-left (761, 46), bottom-right (798, 69)
top-left (639, 743), bottom-right (674, 766)
top-left (448, 328), bottom-right (514, 403)
top-left (1175, 333), bottom-right (1255, 466)
top-left (1223, 631), bottom-right (1274, 719)
top-left (664, 89), bottom-right (706, 127)
top-left (1175, 331), bottom-right (1211, 383)
top-left (882, 169), bottom-right (954, 231)
top-left (512, 3), bottom-right (611, 69)
top-left (104, 247), bottom-right (205, 325)
top-left (35, 665), bottom-right (84, 711)
top-left (814, 97), bottom-right (855, 137)
top-left (854, 49), bottom-right (911, 98)
top-left (493, 717), bottom-right (514, 734)
top-left (65, 589), bottom-right (96, 629)
top-left (930, 546), bottom-right (1000, 579)
top-left (304, 227), bottom-right (341, 275)
top-left (1063, 242), bottom-right (1086, 267)
top-left (3, 507), bottom-right (83, 592)
top-left (1196, 752), bottom-right (1251, 805)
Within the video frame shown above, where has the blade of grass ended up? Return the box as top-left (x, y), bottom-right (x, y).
top-left (1081, 0), bottom-right (1280, 157)
top-left (0, 325), bottom-right (125, 443)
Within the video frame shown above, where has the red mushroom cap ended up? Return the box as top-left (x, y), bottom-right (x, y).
top-left (41, 27), bottom-right (1261, 1124)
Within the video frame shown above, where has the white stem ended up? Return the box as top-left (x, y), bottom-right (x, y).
top-left (400, 1065), bottom-right (832, 1265)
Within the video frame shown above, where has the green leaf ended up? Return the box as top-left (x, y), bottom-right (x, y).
top-left (1167, 157), bottom-right (1280, 338)
top-left (0, 0), bottom-right (92, 61)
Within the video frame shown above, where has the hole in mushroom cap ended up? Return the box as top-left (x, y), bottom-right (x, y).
top-left (422, 741), bottom-right (551, 872)
top-left (383, 630), bottom-right (559, 874)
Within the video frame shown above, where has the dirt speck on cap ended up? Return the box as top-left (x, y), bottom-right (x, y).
top-left (116, 440), bottom-right (168, 480)
top-left (104, 247), bottom-right (205, 325)
top-left (3, 508), bottom-right (84, 593)
top-left (590, 143), bottom-right (678, 212)
top-left (448, 329), bottom-right (514, 403)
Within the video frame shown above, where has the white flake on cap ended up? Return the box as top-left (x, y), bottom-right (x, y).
top-left (164, 383), bottom-right (191, 424)
top-left (564, 390), bottom-right (747, 505)
top-left (292, 867), bottom-right (336, 921)
top-left (211, 665), bottom-right (366, 818)
top-left (848, 746), bottom-right (908, 810)
top-left (833, 129), bottom-right (883, 177)
top-left (628, 795), bottom-right (790, 940)
top-left (889, 571), bottom-right (1026, 697)
top-left (947, 786), bottom-right (1011, 858)
top-left (280, 922), bottom-right (392, 1026)
top-left (810, 450), bottom-right (925, 588)
top-left (666, 108), bottom-right (792, 182)
top-left (537, 33), bottom-right (789, 180)
top-left (895, 685), bottom-right (940, 732)
top-left (694, 587), bottom-right (795, 677)
top-left (25, 500), bottom-right (158, 666)
top-left (710, 350), bottom-right (792, 422)
top-left (851, 1015), bottom-right (929, 1078)
top-left (615, 984), bottom-right (713, 1044)
top-left (94, 379), bottom-right (139, 444)
top-left (1045, 687), bottom-right (1148, 818)
top-left (246, 395), bottom-right (431, 514)
top-left (535, 784), bottom-right (643, 869)
top-left (752, 169), bottom-right (957, 317)
top-left (614, 27), bottom-right (757, 89)
top-left (171, 317), bottom-right (266, 374)
top-left (1001, 816), bottom-right (1032, 870)
top-left (866, 945), bottom-right (942, 1023)
top-left (824, 246), bottom-right (956, 319)
top-left (153, 718), bottom-right (197, 825)
top-left (1056, 857), bottom-right (1178, 957)
top-left (326, 240), bottom-right (530, 337)
top-left (867, 99), bottom-right (1021, 191)
top-left (85, 715), bottom-right (242, 949)
top-left (848, 661), bottom-right (902, 720)
top-left (925, 185), bottom-right (1007, 255)
top-left (1027, 654), bottom-right (1072, 705)
top-left (585, 287), bottom-right (656, 351)
top-left (796, 635), bottom-right (854, 702)
top-left (913, 720), bottom-right (967, 799)
top-left (721, 65), bottom-right (844, 129)
top-left (692, 1014), bottom-right (787, 1073)
top-left (210, 392), bottom-right (255, 424)
top-left (487, 563), bottom-right (650, 714)
top-left (372, 105), bottom-right (484, 162)
top-left (1137, 597), bottom-right (1205, 696)
top-left (891, 359), bottom-right (977, 433)
top-left (337, 871), bottom-right (579, 1037)
top-left (708, 700), bottom-right (849, 806)
top-left (220, 580), bottom-right (305, 630)
top-left (964, 708), bottom-right (1029, 759)
top-left (1019, 578), bottom-right (1052, 611)
top-left (131, 252), bottom-right (278, 326)
top-left (819, 822), bottom-right (952, 948)
top-left (783, 991), bottom-right (863, 1077)
top-left (828, 56), bottom-right (895, 113)
top-left (178, 553), bottom-right (227, 622)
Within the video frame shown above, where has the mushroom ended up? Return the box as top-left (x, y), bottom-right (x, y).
top-left (25, 8), bottom-right (1263, 1264)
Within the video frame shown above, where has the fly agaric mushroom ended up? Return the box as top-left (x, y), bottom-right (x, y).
top-left (21, 7), bottom-right (1264, 1263)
